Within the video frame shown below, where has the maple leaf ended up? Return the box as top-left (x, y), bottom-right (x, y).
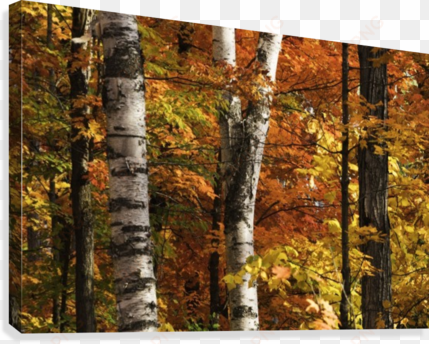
top-left (305, 299), bottom-right (320, 313)
top-left (271, 265), bottom-right (291, 280)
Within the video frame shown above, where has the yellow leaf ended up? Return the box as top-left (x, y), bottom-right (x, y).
top-left (374, 145), bottom-right (384, 155)
top-left (405, 226), bottom-right (414, 233)
top-left (423, 214), bottom-right (429, 226)
top-left (223, 274), bottom-right (236, 291)
top-left (324, 191), bottom-right (336, 203)
top-left (56, 182), bottom-right (70, 189)
top-left (295, 271), bottom-right (307, 282)
top-left (325, 219), bottom-right (341, 233)
top-left (382, 300), bottom-right (391, 309)
top-left (349, 183), bottom-right (359, 192)
top-left (349, 163), bottom-right (358, 172)
top-left (159, 322), bottom-right (175, 331)
top-left (401, 198), bottom-right (410, 207)
top-left (234, 275), bottom-right (243, 284)
top-left (376, 319), bottom-right (386, 329)
top-left (283, 300), bottom-right (291, 307)
top-left (309, 175), bottom-right (315, 189)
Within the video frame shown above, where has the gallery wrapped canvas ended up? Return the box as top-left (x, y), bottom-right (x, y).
top-left (9, 0), bottom-right (429, 333)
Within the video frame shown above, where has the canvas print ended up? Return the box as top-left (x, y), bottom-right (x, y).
top-left (9, 0), bottom-right (429, 333)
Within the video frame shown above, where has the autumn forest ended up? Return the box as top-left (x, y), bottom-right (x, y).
top-left (9, 1), bottom-right (429, 333)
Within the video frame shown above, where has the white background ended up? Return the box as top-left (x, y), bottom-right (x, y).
top-left (1, 0), bottom-right (429, 343)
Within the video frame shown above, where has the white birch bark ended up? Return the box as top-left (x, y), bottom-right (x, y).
top-left (213, 27), bottom-right (282, 331)
top-left (212, 27), bottom-right (242, 196)
top-left (99, 12), bottom-right (158, 332)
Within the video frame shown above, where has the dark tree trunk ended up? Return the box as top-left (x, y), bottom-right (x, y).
top-left (27, 142), bottom-right (41, 263)
top-left (358, 45), bottom-right (392, 329)
top-left (27, 223), bottom-right (41, 262)
top-left (340, 43), bottom-right (352, 330)
top-left (178, 22), bottom-right (195, 54)
top-left (69, 8), bottom-right (96, 333)
top-left (208, 156), bottom-right (222, 330)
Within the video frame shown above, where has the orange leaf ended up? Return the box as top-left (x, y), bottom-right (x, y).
top-left (271, 265), bottom-right (291, 280)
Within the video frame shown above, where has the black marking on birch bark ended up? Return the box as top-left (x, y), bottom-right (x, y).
top-left (115, 276), bottom-right (156, 294)
top-left (232, 241), bottom-right (253, 247)
top-left (232, 305), bottom-right (258, 319)
top-left (107, 146), bottom-right (126, 159)
top-left (146, 301), bottom-right (158, 311)
top-left (111, 221), bottom-right (124, 227)
top-left (111, 239), bottom-right (152, 258)
top-left (113, 126), bottom-right (126, 131)
top-left (119, 320), bottom-right (158, 332)
top-left (104, 45), bottom-right (143, 79)
top-left (109, 198), bottom-right (146, 212)
top-left (257, 49), bottom-right (268, 65)
top-left (122, 225), bottom-right (151, 233)
top-left (102, 24), bottom-right (134, 39)
top-left (110, 167), bottom-right (148, 177)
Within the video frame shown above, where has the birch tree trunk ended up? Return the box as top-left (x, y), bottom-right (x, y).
top-left (99, 12), bottom-right (158, 332)
top-left (69, 8), bottom-right (96, 332)
top-left (358, 46), bottom-right (392, 329)
top-left (213, 27), bottom-right (282, 331)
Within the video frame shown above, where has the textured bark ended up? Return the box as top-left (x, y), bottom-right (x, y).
top-left (100, 12), bottom-right (158, 332)
top-left (212, 27), bottom-right (242, 198)
top-left (213, 27), bottom-right (282, 331)
top-left (69, 8), bottom-right (96, 333)
top-left (358, 46), bottom-right (392, 329)
top-left (340, 43), bottom-right (352, 329)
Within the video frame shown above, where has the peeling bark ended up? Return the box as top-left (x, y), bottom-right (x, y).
top-left (358, 46), bottom-right (392, 329)
top-left (100, 12), bottom-right (158, 332)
